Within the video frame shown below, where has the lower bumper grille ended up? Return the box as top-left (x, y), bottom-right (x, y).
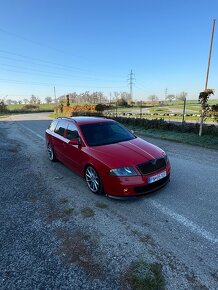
top-left (134, 174), bottom-right (170, 194)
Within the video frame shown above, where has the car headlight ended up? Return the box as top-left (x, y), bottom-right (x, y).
top-left (109, 167), bottom-right (138, 176)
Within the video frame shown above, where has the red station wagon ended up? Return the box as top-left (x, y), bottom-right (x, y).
top-left (45, 117), bottom-right (170, 198)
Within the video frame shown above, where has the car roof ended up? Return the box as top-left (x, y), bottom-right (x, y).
top-left (57, 116), bottom-right (114, 125)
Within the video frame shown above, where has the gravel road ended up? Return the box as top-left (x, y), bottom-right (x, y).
top-left (0, 113), bottom-right (218, 289)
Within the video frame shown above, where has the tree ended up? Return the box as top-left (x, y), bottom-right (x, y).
top-left (199, 89), bottom-right (214, 136)
top-left (148, 95), bottom-right (159, 102)
top-left (6, 99), bottom-right (13, 105)
top-left (95, 103), bottom-right (106, 112)
top-left (23, 98), bottom-right (29, 104)
top-left (117, 98), bottom-right (128, 107)
top-left (210, 104), bottom-right (218, 122)
top-left (0, 99), bottom-right (7, 112)
top-left (176, 92), bottom-right (187, 101)
top-left (45, 96), bottom-right (52, 104)
top-left (30, 95), bottom-right (38, 104)
top-left (66, 95), bottom-right (70, 106)
top-left (165, 94), bottom-right (175, 102)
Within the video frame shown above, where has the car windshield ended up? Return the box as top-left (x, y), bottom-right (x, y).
top-left (80, 121), bottom-right (136, 146)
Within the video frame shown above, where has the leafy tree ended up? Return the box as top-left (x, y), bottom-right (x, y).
top-left (210, 104), bottom-right (218, 121)
top-left (66, 95), bottom-right (70, 106)
top-left (95, 103), bottom-right (106, 112)
top-left (117, 98), bottom-right (128, 107)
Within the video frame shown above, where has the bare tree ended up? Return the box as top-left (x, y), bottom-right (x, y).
top-left (30, 95), bottom-right (38, 104)
top-left (165, 94), bottom-right (175, 102)
top-left (176, 92), bottom-right (187, 101)
top-left (45, 96), bottom-right (52, 104)
top-left (23, 98), bottom-right (29, 104)
top-left (148, 95), bottom-right (159, 102)
top-left (6, 99), bottom-right (13, 105)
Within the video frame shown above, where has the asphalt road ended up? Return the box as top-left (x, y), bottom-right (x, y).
top-left (1, 112), bottom-right (218, 289)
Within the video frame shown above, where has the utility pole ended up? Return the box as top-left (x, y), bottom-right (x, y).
top-left (182, 97), bottom-right (186, 125)
top-left (128, 69), bottom-right (135, 99)
top-left (199, 19), bottom-right (216, 136)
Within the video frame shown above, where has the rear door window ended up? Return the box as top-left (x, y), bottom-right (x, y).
top-left (54, 120), bottom-right (67, 137)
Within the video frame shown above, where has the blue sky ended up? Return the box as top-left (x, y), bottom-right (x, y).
top-left (0, 0), bottom-right (217, 101)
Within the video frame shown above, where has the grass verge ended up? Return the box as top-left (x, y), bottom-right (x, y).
top-left (133, 127), bottom-right (218, 150)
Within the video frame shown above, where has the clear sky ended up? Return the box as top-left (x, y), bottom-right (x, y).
top-left (0, 0), bottom-right (217, 101)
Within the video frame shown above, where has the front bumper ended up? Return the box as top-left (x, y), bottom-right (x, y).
top-left (104, 164), bottom-right (170, 197)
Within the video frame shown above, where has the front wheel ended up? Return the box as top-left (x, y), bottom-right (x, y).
top-left (47, 143), bottom-right (57, 162)
top-left (85, 166), bottom-right (103, 194)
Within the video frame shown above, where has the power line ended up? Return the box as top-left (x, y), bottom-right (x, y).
top-left (0, 27), bottom-right (91, 63)
top-left (0, 78), bottom-right (126, 89)
top-left (0, 49), bottom-right (90, 73)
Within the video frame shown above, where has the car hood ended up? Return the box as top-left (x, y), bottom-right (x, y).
top-left (88, 137), bottom-right (165, 168)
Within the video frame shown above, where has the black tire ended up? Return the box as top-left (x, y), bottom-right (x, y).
top-left (47, 143), bottom-right (57, 162)
top-left (85, 166), bottom-right (103, 194)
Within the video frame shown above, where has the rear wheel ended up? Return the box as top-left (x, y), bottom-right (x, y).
top-left (47, 143), bottom-right (57, 161)
top-left (85, 166), bottom-right (103, 194)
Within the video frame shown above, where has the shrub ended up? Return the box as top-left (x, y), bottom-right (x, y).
top-left (95, 103), bottom-right (107, 112)
top-left (22, 104), bottom-right (39, 111)
top-left (114, 116), bottom-right (218, 136)
top-left (0, 100), bottom-right (7, 112)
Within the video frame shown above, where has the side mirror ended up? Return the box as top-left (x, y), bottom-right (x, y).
top-left (69, 138), bottom-right (81, 146)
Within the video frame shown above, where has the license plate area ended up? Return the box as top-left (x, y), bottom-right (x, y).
top-left (148, 170), bottom-right (166, 184)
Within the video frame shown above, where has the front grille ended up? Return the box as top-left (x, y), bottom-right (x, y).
top-left (136, 157), bottom-right (166, 175)
top-left (134, 175), bottom-right (170, 194)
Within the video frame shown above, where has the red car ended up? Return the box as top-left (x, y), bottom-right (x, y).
top-left (45, 116), bottom-right (170, 198)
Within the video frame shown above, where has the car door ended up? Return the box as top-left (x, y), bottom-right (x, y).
top-left (52, 120), bottom-right (68, 162)
top-left (64, 122), bottom-right (85, 174)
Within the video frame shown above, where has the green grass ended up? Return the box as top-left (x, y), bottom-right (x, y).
top-left (148, 107), bottom-right (170, 113)
top-left (81, 207), bottom-right (95, 218)
top-left (128, 261), bottom-right (165, 290)
top-left (63, 207), bottom-right (74, 216)
top-left (134, 128), bottom-right (218, 150)
top-left (7, 103), bottom-right (55, 111)
top-left (95, 202), bottom-right (108, 209)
